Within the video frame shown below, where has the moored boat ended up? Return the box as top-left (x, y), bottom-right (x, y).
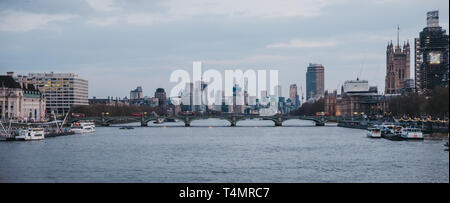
top-left (15, 128), bottom-right (45, 141)
top-left (382, 125), bottom-right (404, 141)
top-left (71, 121), bottom-right (96, 134)
top-left (379, 124), bottom-right (395, 137)
top-left (367, 127), bottom-right (382, 138)
top-left (401, 127), bottom-right (423, 140)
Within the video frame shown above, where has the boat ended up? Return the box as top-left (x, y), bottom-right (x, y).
top-left (119, 126), bottom-right (134, 130)
top-left (15, 128), bottom-right (45, 141)
top-left (383, 125), bottom-right (404, 141)
top-left (401, 127), bottom-right (423, 140)
top-left (379, 124), bottom-right (395, 137)
top-left (366, 127), bottom-right (382, 138)
top-left (45, 127), bottom-right (75, 137)
top-left (71, 121), bottom-right (96, 134)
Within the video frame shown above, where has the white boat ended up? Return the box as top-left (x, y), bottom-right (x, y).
top-left (71, 121), bottom-right (96, 134)
top-left (401, 127), bottom-right (423, 139)
top-left (366, 127), bottom-right (381, 138)
top-left (15, 128), bottom-right (45, 141)
top-left (379, 124), bottom-right (395, 136)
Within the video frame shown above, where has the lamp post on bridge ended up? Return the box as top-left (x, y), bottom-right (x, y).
top-left (141, 112), bottom-right (148, 127)
top-left (101, 112), bottom-right (110, 126)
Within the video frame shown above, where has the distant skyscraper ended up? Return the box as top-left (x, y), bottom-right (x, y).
top-left (385, 26), bottom-right (410, 94)
top-left (182, 82), bottom-right (193, 111)
top-left (155, 88), bottom-right (167, 113)
top-left (306, 63), bottom-right (325, 101)
top-left (415, 10), bottom-right (449, 94)
top-left (233, 84), bottom-right (244, 113)
top-left (289, 84), bottom-right (299, 107)
top-left (275, 85), bottom-right (282, 97)
top-left (130, 86), bottom-right (143, 100)
top-left (260, 90), bottom-right (268, 98)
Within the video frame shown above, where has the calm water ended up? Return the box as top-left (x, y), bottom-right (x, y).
top-left (0, 119), bottom-right (448, 183)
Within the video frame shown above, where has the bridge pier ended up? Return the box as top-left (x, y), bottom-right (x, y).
top-left (229, 116), bottom-right (237, 127)
top-left (184, 116), bottom-right (191, 127)
top-left (274, 115), bottom-right (283, 127)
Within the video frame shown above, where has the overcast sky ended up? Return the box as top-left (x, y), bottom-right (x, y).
top-left (0, 0), bottom-right (448, 98)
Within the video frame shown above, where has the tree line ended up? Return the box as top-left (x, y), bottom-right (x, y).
top-left (71, 104), bottom-right (162, 117)
top-left (387, 86), bottom-right (449, 118)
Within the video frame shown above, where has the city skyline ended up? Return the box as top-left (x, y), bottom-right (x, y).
top-left (0, 0), bottom-right (449, 98)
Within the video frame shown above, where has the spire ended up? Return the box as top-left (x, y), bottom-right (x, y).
top-left (397, 25), bottom-right (400, 47)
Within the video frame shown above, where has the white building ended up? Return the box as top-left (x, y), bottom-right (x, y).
top-left (28, 72), bottom-right (88, 116)
top-left (0, 73), bottom-right (46, 121)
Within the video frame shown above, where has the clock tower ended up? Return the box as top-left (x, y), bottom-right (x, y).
top-left (415, 10), bottom-right (449, 94)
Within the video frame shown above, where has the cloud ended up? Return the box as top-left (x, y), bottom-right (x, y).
top-left (0, 10), bottom-right (76, 32)
top-left (266, 39), bottom-right (339, 48)
top-left (84, 0), bottom-right (335, 26)
top-left (204, 54), bottom-right (306, 66)
top-left (124, 13), bottom-right (177, 25)
top-left (160, 0), bottom-right (331, 18)
top-left (86, 0), bottom-right (120, 12)
top-left (86, 17), bottom-right (120, 26)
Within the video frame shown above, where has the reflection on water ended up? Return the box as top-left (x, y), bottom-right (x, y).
top-left (0, 119), bottom-right (448, 183)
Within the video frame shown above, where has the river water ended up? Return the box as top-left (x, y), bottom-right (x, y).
top-left (0, 119), bottom-right (448, 183)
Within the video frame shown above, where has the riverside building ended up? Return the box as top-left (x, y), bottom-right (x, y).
top-left (0, 72), bottom-right (46, 121)
top-left (28, 72), bottom-right (88, 116)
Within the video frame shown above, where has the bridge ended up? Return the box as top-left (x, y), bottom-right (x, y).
top-left (68, 113), bottom-right (339, 127)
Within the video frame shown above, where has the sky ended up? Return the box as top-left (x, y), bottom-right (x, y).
top-left (0, 0), bottom-right (448, 99)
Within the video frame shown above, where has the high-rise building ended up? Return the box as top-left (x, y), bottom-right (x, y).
top-left (385, 26), bottom-right (410, 94)
top-left (154, 88), bottom-right (167, 113)
top-left (306, 63), bottom-right (325, 101)
top-left (28, 72), bottom-right (88, 116)
top-left (289, 84), bottom-right (299, 108)
top-left (130, 86), bottom-right (143, 101)
top-left (232, 84), bottom-right (244, 113)
top-left (274, 85), bottom-right (282, 98)
top-left (180, 82), bottom-right (193, 111)
top-left (415, 10), bottom-right (449, 94)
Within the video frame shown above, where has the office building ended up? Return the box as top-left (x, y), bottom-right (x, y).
top-left (130, 86), bottom-right (143, 101)
top-left (289, 84), bottom-right (299, 108)
top-left (28, 72), bottom-right (88, 116)
top-left (155, 88), bottom-right (167, 112)
top-left (306, 63), bottom-right (325, 101)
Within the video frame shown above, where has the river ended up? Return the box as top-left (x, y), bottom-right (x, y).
top-left (0, 119), bottom-right (448, 182)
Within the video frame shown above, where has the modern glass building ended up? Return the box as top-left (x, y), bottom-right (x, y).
top-left (306, 63), bottom-right (325, 101)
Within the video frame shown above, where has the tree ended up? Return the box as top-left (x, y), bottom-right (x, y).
top-left (290, 98), bottom-right (325, 116)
